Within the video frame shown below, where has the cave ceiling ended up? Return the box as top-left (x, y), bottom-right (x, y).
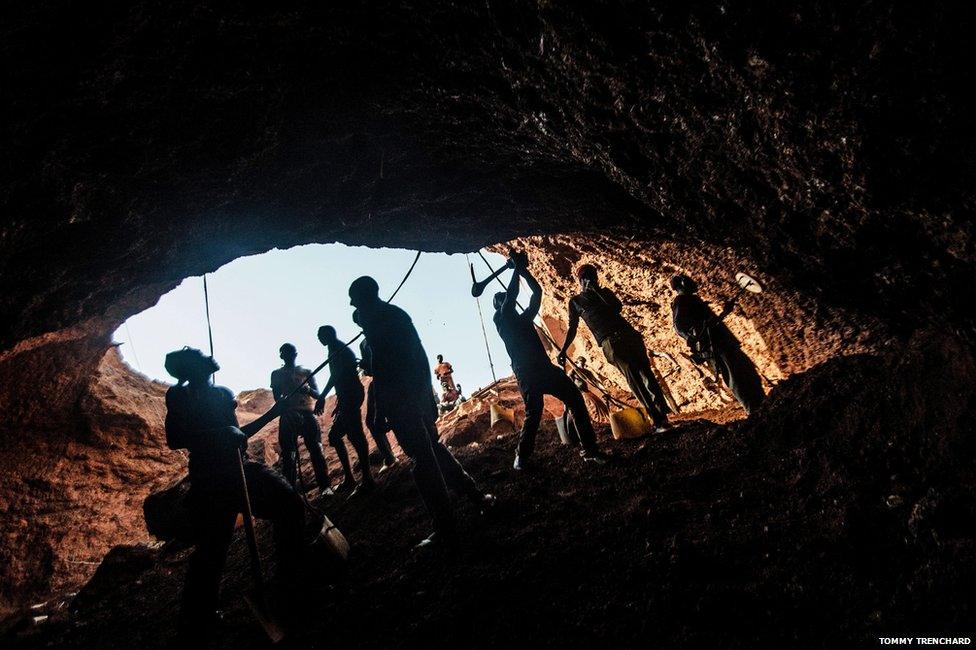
top-left (2, 1), bottom-right (974, 351)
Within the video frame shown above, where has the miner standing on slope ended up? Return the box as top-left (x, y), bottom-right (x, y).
top-left (348, 275), bottom-right (495, 547)
top-left (670, 274), bottom-right (765, 414)
top-left (164, 347), bottom-right (304, 641)
top-left (492, 250), bottom-right (610, 470)
top-left (434, 354), bottom-right (456, 392)
top-left (314, 325), bottom-right (376, 495)
top-left (556, 263), bottom-right (671, 431)
top-left (271, 343), bottom-right (332, 493)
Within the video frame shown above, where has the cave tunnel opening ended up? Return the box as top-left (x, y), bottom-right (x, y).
top-left (0, 224), bottom-right (910, 632)
top-left (113, 244), bottom-right (513, 396)
top-left (3, 1), bottom-right (976, 646)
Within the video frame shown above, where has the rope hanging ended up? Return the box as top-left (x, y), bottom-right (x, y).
top-left (466, 253), bottom-right (497, 384)
top-left (203, 274), bottom-right (216, 382)
top-left (278, 250), bottom-right (422, 403)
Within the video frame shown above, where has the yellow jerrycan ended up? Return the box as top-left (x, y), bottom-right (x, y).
top-left (609, 407), bottom-right (655, 440)
top-left (490, 403), bottom-right (516, 430)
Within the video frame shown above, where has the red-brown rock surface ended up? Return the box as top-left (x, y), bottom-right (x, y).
top-left (0, 348), bottom-right (184, 615)
top-left (496, 234), bottom-right (890, 414)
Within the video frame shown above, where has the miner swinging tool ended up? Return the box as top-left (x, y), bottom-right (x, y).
top-left (470, 259), bottom-right (513, 297)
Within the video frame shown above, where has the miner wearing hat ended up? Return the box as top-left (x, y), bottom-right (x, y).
top-left (271, 343), bottom-right (332, 493)
top-left (557, 263), bottom-right (671, 430)
top-left (164, 347), bottom-right (304, 639)
top-left (670, 274), bottom-right (765, 414)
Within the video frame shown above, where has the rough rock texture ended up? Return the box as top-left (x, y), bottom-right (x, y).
top-left (0, 348), bottom-right (183, 615)
top-left (502, 233), bottom-right (890, 413)
top-left (2, 1), bottom-right (974, 410)
top-left (4, 332), bottom-right (973, 649)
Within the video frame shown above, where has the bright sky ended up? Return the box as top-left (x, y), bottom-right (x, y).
top-left (113, 244), bottom-right (513, 395)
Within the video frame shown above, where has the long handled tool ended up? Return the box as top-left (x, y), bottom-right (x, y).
top-left (470, 260), bottom-right (513, 297)
top-left (237, 451), bottom-right (285, 644)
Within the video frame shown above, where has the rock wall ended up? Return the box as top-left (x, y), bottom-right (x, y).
top-left (0, 348), bottom-right (184, 615)
top-left (501, 234), bottom-right (889, 414)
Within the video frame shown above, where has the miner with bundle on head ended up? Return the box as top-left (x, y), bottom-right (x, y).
top-left (314, 325), bottom-right (376, 495)
top-left (349, 275), bottom-right (495, 548)
top-left (492, 250), bottom-right (610, 470)
top-left (556, 263), bottom-right (671, 431)
top-left (670, 274), bottom-right (765, 414)
top-left (271, 343), bottom-right (332, 493)
top-left (164, 347), bottom-right (304, 640)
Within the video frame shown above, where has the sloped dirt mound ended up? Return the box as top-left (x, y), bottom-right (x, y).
top-left (4, 332), bottom-right (973, 649)
top-left (438, 376), bottom-right (597, 448)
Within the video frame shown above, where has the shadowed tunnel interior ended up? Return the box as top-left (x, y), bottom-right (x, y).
top-left (1, 2), bottom-right (975, 647)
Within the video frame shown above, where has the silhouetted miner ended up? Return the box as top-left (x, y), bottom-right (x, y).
top-left (314, 325), bottom-right (375, 494)
top-left (434, 354), bottom-right (456, 392)
top-left (271, 343), bottom-right (331, 492)
top-left (349, 275), bottom-right (494, 547)
top-left (164, 347), bottom-right (304, 639)
top-left (356, 324), bottom-right (398, 472)
top-left (557, 263), bottom-right (671, 430)
top-left (670, 274), bottom-right (766, 414)
top-left (492, 251), bottom-right (609, 470)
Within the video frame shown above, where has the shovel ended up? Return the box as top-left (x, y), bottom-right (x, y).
top-left (236, 451), bottom-right (285, 644)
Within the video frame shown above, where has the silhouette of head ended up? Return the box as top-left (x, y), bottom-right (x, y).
top-left (437, 354), bottom-right (443, 363)
top-left (576, 263), bottom-right (598, 287)
top-left (164, 347), bottom-right (218, 384)
top-left (279, 343), bottom-right (297, 364)
top-left (318, 325), bottom-right (337, 346)
top-left (671, 274), bottom-right (698, 295)
top-left (349, 276), bottom-right (380, 308)
top-left (493, 291), bottom-right (507, 311)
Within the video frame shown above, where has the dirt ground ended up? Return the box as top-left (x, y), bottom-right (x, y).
top-left (3, 331), bottom-right (974, 649)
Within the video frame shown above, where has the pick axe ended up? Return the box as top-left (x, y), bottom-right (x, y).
top-left (469, 261), bottom-right (513, 297)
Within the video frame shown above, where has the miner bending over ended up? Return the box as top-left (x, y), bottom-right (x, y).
top-left (271, 343), bottom-right (331, 493)
top-left (493, 251), bottom-right (609, 470)
top-left (557, 263), bottom-right (671, 430)
top-left (349, 275), bottom-right (494, 547)
top-left (315, 325), bottom-right (376, 495)
top-left (165, 348), bottom-right (304, 640)
top-left (670, 274), bottom-right (765, 414)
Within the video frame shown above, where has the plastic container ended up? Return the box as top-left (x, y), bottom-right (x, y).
top-left (490, 403), bottom-right (516, 430)
top-left (609, 407), bottom-right (654, 440)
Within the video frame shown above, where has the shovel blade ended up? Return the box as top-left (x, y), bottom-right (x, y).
top-left (244, 593), bottom-right (285, 644)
